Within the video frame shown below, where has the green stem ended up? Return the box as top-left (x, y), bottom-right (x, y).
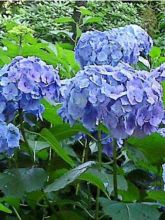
top-left (76, 140), bottom-right (89, 195)
top-left (12, 206), bottom-right (22, 220)
top-left (18, 34), bottom-right (23, 55)
top-left (113, 139), bottom-right (118, 200)
top-left (96, 129), bottom-right (102, 220)
top-left (19, 109), bottom-right (33, 157)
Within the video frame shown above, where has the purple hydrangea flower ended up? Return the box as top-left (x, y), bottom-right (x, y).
top-left (0, 122), bottom-right (20, 154)
top-left (59, 64), bottom-right (163, 139)
top-left (0, 56), bottom-right (60, 123)
top-left (75, 25), bottom-right (153, 68)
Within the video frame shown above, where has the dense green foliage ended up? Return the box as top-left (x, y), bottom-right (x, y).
top-left (0, 1), bottom-right (164, 220)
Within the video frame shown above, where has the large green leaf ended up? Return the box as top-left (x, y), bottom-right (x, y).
top-left (119, 181), bottom-right (140, 202)
top-left (80, 168), bottom-right (127, 197)
top-left (44, 161), bottom-right (95, 192)
top-left (41, 128), bottom-right (75, 167)
top-left (79, 169), bottom-right (107, 195)
top-left (0, 168), bottom-right (47, 198)
top-left (100, 198), bottom-right (160, 220)
top-left (147, 191), bottom-right (165, 205)
top-left (127, 133), bottom-right (165, 164)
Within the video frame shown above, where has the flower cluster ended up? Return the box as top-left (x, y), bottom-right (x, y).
top-left (0, 56), bottom-right (60, 154)
top-left (75, 24), bottom-right (153, 68)
top-left (59, 64), bottom-right (164, 139)
top-left (0, 56), bottom-right (60, 122)
top-left (0, 122), bottom-right (20, 155)
top-left (122, 25), bottom-right (153, 56)
top-left (151, 63), bottom-right (165, 83)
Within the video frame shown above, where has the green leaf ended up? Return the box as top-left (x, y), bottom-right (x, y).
top-left (79, 169), bottom-right (127, 196)
top-left (50, 30), bottom-right (73, 39)
top-left (0, 203), bottom-right (12, 214)
top-left (150, 46), bottom-right (161, 58)
top-left (41, 99), bottom-right (63, 125)
top-left (76, 24), bottom-right (82, 39)
top-left (83, 16), bottom-right (102, 25)
top-left (119, 181), bottom-right (140, 202)
top-left (127, 133), bottom-right (165, 164)
top-left (0, 168), bottom-right (47, 198)
top-left (44, 161), bottom-right (95, 192)
top-left (79, 6), bottom-right (92, 16)
top-left (79, 169), bottom-right (107, 195)
top-left (55, 17), bottom-right (75, 24)
top-left (50, 123), bottom-right (90, 141)
top-left (100, 198), bottom-right (160, 220)
top-left (41, 128), bottom-right (75, 167)
top-left (147, 191), bottom-right (165, 205)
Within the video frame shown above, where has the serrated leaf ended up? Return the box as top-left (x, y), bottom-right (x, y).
top-left (0, 168), bottom-right (47, 198)
top-left (100, 198), bottom-right (160, 220)
top-left (44, 161), bottom-right (95, 192)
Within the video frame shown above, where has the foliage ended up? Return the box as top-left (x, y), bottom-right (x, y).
top-left (0, 1), bottom-right (164, 220)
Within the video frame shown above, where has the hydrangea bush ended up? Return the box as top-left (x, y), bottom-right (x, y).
top-left (0, 20), bottom-right (165, 220)
top-left (75, 24), bottom-right (153, 68)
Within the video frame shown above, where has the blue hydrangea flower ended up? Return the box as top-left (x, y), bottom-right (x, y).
top-left (0, 122), bottom-right (20, 154)
top-left (122, 25), bottom-right (153, 56)
top-left (75, 24), bottom-right (153, 68)
top-left (151, 63), bottom-right (165, 83)
top-left (157, 128), bottom-right (165, 137)
top-left (59, 64), bottom-right (164, 139)
top-left (0, 56), bottom-right (60, 123)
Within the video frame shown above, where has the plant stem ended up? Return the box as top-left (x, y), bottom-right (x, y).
top-left (19, 109), bottom-right (32, 157)
top-left (96, 129), bottom-right (102, 220)
top-left (76, 139), bottom-right (89, 195)
top-left (113, 139), bottom-right (118, 200)
top-left (18, 34), bottom-right (23, 55)
top-left (13, 206), bottom-right (22, 220)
